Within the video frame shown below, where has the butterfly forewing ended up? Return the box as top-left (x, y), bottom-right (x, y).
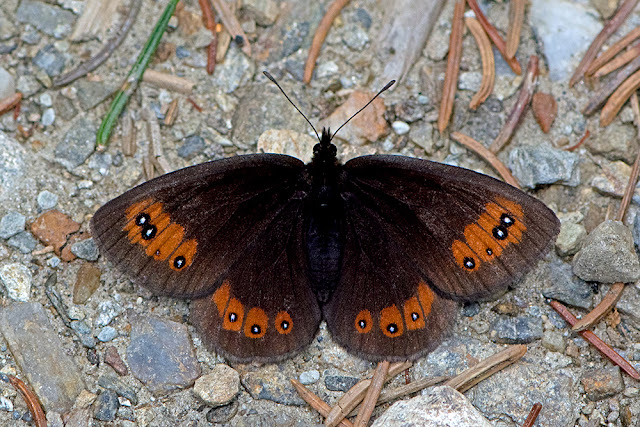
top-left (342, 155), bottom-right (560, 302)
top-left (91, 154), bottom-right (308, 298)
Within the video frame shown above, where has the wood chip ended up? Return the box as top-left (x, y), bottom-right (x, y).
top-left (142, 69), bottom-right (194, 94)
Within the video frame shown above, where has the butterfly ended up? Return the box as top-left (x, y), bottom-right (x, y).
top-left (91, 76), bottom-right (560, 363)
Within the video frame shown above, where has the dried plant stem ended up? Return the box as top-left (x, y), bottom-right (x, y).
top-left (617, 92), bottom-right (640, 221)
top-left (451, 132), bottom-right (520, 188)
top-left (142, 69), bottom-right (194, 94)
top-left (548, 300), bottom-right (640, 379)
top-left (353, 361), bottom-right (389, 427)
top-left (521, 403), bottom-right (542, 427)
top-left (465, 17), bottom-right (495, 110)
top-left (583, 55), bottom-right (640, 115)
top-left (565, 130), bottom-right (590, 151)
top-left (466, 0), bottom-right (522, 74)
top-left (594, 41), bottom-right (640, 78)
top-left (587, 27), bottom-right (640, 76)
top-left (290, 380), bottom-right (354, 427)
top-left (4, 375), bottom-right (47, 427)
top-left (489, 55), bottom-right (539, 153)
top-left (198, 0), bottom-right (216, 31)
top-left (569, 0), bottom-right (640, 87)
top-left (164, 98), bottom-right (179, 126)
top-left (571, 282), bottom-right (625, 332)
top-left (325, 362), bottom-right (411, 427)
top-left (53, 0), bottom-right (142, 87)
top-left (210, 0), bottom-right (251, 56)
top-left (303, 0), bottom-right (351, 84)
top-left (506, 0), bottom-right (525, 59)
top-left (97, 0), bottom-right (179, 148)
top-left (444, 345), bottom-right (527, 392)
top-left (600, 69), bottom-right (640, 126)
top-left (121, 111), bottom-right (136, 156)
top-left (198, 0), bottom-right (218, 74)
top-left (437, 0), bottom-right (465, 133)
top-left (145, 108), bottom-right (171, 176)
top-left (0, 92), bottom-right (22, 116)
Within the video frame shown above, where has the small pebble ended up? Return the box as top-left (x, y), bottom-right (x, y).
top-left (104, 346), bottom-right (128, 376)
top-left (30, 210), bottom-right (80, 253)
top-left (97, 326), bottom-right (117, 343)
top-left (0, 263), bottom-right (32, 302)
top-left (193, 365), bottom-right (239, 406)
top-left (41, 108), bottom-right (55, 126)
top-left (0, 396), bottom-right (13, 412)
top-left (92, 390), bottom-right (119, 421)
top-left (391, 120), bottom-right (410, 135)
top-left (98, 374), bottom-right (138, 405)
top-left (206, 400), bottom-right (239, 424)
top-left (299, 370), bottom-right (320, 385)
top-left (95, 300), bottom-right (122, 327)
top-left (70, 238), bottom-right (99, 261)
top-left (177, 135), bottom-right (206, 160)
top-left (581, 367), bottom-right (624, 401)
top-left (37, 190), bottom-right (58, 210)
top-left (324, 374), bottom-right (359, 392)
top-left (7, 232), bottom-right (37, 253)
top-left (0, 211), bottom-right (26, 239)
top-left (489, 316), bottom-right (543, 344)
top-left (73, 263), bottom-right (101, 304)
top-left (531, 92), bottom-right (557, 133)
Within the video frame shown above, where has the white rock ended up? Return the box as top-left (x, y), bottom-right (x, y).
top-left (0, 263), bottom-right (32, 302)
top-left (193, 364), bottom-right (239, 407)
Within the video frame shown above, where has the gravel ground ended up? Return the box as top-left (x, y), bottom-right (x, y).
top-left (1, 0), bottom-right (640, 426)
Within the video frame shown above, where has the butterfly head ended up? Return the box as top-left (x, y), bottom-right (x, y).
top-left (312, 127), bottom-right (338, 164)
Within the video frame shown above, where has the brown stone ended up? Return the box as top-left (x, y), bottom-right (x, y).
top-left (73, 263), bottom-right (101, 304)
top-left (104, 345), bottom-right (128, 376)
top-left (319, 91), bottom-right (389, 146)
top-left (60, 232), bottom-right (90, 262)
top-left (531, 92), bottom-right (557, 133)
top-left (30, 210), bottom-right (80, 255)
top-left (581, 367), bottom-right (624, 401)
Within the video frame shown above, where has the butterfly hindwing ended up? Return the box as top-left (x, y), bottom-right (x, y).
top-left (342, 155), bottom-right (560, 302)
top-left (191, 197), bottom-right (321, 363)
top-left (91, 154), bottom-right (307, 298)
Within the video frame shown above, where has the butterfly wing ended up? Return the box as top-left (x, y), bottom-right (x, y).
top-left (323, 155), bottom-right (559, 361)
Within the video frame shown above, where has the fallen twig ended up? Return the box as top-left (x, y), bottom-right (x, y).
top-left (565, 130), bottom-right (590, 151)
top-left (594, 40), bottom-right (640, 78)
top-left (142, 69), bottom-right (194, 94)
top-left (466, 0), bottom-right (522, 74)
top-left (465, 17), bottom-right (495, 110)
top-left (521, 403), bottom-right (542, 427)
top-left (588, 27), bottom-right (640, 75)
top-left (489, 55), bottom-right (538, 153)
top-left (0, 92), bottom-right (22, 117)
top-left (53, 0), bottom-right (142, 87)
top-left (97, 0), bottom-right (179, 148)
top-left (600, 69), bottom-right (640, 126)
top-left (548, 300), bottom-right (640, 380)
top-left (353, 361), bottom-right (389, 427)
top-left (437, 0), bottom-right (465, 133)
top-left (303, 0), bottom-right (351, 84)
top-left (210, 0), bottom-right (251, 56)
top-left (164, 98), bottom-right (179, 126)
top-left (506, 0), bottom-right (525, 59)
top-left (583, 55), bottom-right (640, 115)
top-left (290, 380), bottom-right (353, 427)
top-left (569, 0), bottom-right (640, 87)
top-left (2, 375), bottom-right (46, 427)
top-left (451, 132), bottom-right (520, 188)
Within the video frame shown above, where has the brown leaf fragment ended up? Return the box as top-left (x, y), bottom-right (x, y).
top-left (531, 92), bottom-right (557, 133)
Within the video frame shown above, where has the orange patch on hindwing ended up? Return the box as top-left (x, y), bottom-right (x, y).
top-left (403, 296), bottom-right (425, 330)
top-left (212, 281), bottom-right (231, 317)
top-left (355, 310), bottom-right (373, 334)
top-left (380, 305), bottom-right (404, 338)
top-left (417, 282), bottom-right (435, 318)
top-left (244, 307), bottom-right (268, 338)
top-left (451, 199), bottom-right (527, 271)
top-left (222, 298), bottom-right (244, 332)
top-left (275, 311), bottom-right (293, 335)
top-left (122, 198), bottom-right (198, 270)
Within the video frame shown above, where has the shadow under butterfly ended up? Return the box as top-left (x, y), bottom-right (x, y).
top-left (91, 72), bottom-right (560, 363)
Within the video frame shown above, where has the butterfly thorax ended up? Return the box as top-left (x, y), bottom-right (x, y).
top-left (306, 127), bottom-right (344, 303)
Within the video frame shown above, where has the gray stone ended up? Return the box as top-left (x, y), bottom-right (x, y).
top-left (75, 80), bottom-right (115, 111)
top-left (0, 211), bottom-right (25, 239)
top-left (324, 374), bottom-right (359, 392)
top-left (7, 232), bottom-right (37, 254)
top-left (256, 129), bottom-right (316, 163)
top-left (32, 44), bottom-right (65, 77)
top-left (391, 120), bottom-right (410, 135)
top-left (36, 190), bottom-right (58, 210)
top-left (241, 0), bottom-right (279, 26)
top-left (543, 261), bottom-right (593, 309)
top-left (573, 220), bottom-right (640, 283)
top-left (15, 0), bottom-right (75, 38)
top-left (97, 326), bottom-right (117, 342)
top-left (70, 320), bottom-right (96, 348)
top-left (211, 45), bottom-right (255, 94)
top-left (409, 122), bottom-right (435, 154)
top-left (95, 300), bottom-right (122, 327)
top-left (528, 0), bottom-right (602, 81)
top-left (472, 361), bottom-right (577, 425)
top-left (489, 315), bottom-right (543, 344)
top-left (280, 21), bottom-right (311, 59)
top-left (542, 330), bottom-right (566, 353)
top-left (0, 396), bottom-right (12, 412)
top-left (341, 23), bottom-right (369, 50)
top-left (70, 238), bottom-right (99, 261)
top-left (21, 27), bottom-right (40, 45)
top-left (0, 134), bottom-right (27, 202)
top-left (0, 10), bottom-right (17, 41)
top-left (586, 124), bottom-right (637, 164)
top-left (0, 263), bottom-right (32, 302)
top-left (55, 118), bottom-right (96, 171)
top-left (126, 315), bottom-right (200, 395)
top-left (41, 108), bottom-right (55, 126)
top-left (242, 368), bottom-right (305, 406)
top-left (617, 285), bottom-right (640, 326)
top-left (508, 144), bottom-right (580, 188)
top-left (177, 135), bottom-right (206, 160)
top-left (16, 75), bottom-right (41, 97)
top-left (92, 390), bottom-right (119, 421)
top-left (98, 374), bottom-right (138, 405)
top-left (193, 365), bottom-right (239, 407)
top-left (555, 220), bottom-right (587, 256)
top-left (0, 302), bottom-right (85, 412)
top-left (581, 367), bottom-right (624, 401)
top-left (88, 152), bottom-right (112, 176)
top-left (634, 213), bottom-right (640, 248)
top-left (299, 369), bottom-right (320, 385)
top-left (372, 386), bottom-right (492, 427)
top-left (0, 67), bottom-right (15, 100)
top-left (206, 400), bottom-right (239, 424)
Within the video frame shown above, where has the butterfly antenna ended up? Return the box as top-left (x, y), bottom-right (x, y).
top-left (330, 80), bottom-right (396, 142)
top-left (263, 71), bottom-right (321, 142)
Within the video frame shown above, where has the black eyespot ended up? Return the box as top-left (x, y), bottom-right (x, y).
top-left (387, 323), bottom-right (398, 334)
top-left (174, 256), bottom-right (186, 269)
top-left (486, 248), bottom-right (493, 256)
top-left (141, 224), bottom-right (157, 240)
top-left (281, 321), bottom-right (289, 330)
top-left (228, 313), bottom-right (237, 323)
top-left (358, 319), bottom-right (367, 329)
top-left (411, 312), bottom-right (419, 321)
top-left (501, 214), bottom-right (515, 227)
top-left (463, 257), bottom-right (476, 270)
top-left (251, 325), bottom-right (261, 335)
top-left (493, 225), bottom-right (508, 240)
top-left (135, 213), bottom-right (150, 226)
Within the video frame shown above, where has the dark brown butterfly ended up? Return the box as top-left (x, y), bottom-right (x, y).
top-left (91, 77), bottom-right (559, 363)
